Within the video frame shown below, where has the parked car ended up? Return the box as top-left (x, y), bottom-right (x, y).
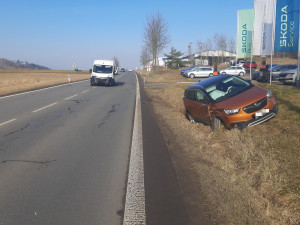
top-left (182, 67), bottom-right (199, 76)
top-left (268, 64), bottom-right (297, 80)
top-left (219, 66), bottom-right (246, 76)
top-left (183, 75), bottom-right (278, 130)
top-left (185, 67), bottom-right (214, 78)
top-left (266, 64), bottom-right (278, 71)
top-left (243, 61), bottom-right (257, 70)
top-left (252, 71), bottom-right (263, 81)
top-left (278, 69), bottom-right (298, 84)
top-left (181, 66), bottom-right (196, 75)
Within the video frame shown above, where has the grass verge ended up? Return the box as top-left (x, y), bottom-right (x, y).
top-left (0, 69), bottom-right (90, 96)
top-left (138, 68), bottom-right (300, 225)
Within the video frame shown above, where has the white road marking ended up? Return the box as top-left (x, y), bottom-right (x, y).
top-left (81, 90), bottom-right (89, 94)
top-left (64, 94), bottom-right (78, 100)
top-left (123, 73), bottom-right (146, 225)
top-left (33, 103), bottom-right (57, 113)
top-left (0, 118), bottom-right (17, 127)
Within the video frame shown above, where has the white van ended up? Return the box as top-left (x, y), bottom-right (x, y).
top-left (90, 60), bottom-right (116, 86)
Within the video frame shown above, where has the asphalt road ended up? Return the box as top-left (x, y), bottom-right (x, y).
top-left (0, 72), bottom-right (136, 225)
top-left (0, 71), bottom-right (192, 225)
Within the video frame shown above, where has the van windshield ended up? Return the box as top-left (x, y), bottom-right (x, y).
top-left (93, 65), bottom-right (113, 73)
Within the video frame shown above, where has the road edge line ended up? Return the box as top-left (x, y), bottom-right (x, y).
top-left (123, 73), bottom-right (146, 225)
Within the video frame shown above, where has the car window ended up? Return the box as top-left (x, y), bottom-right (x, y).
top-left (195, 90), bottom-right (206, 102)
top-left (186, 89), bottom-right (196, 100)
top-left (289, 65), bottom-right (297, 69)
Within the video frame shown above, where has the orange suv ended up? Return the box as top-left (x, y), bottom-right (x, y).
top-left (183, 75), bottom-right (278, 130)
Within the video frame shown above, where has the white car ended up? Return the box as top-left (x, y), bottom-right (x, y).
top-left (186, 67), bottom-right (213, 78)
top-left (219, 66), bottom-right (246, 76)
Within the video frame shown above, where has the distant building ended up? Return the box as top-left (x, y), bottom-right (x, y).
top-left (145, 50), bottom-right (236, 68)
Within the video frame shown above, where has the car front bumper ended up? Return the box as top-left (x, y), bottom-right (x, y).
top-left (229, 103), bottom-right (278, 129)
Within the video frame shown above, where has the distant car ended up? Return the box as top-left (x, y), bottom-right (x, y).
top-left (185, 67), bottom-right (213, 78)
top-left (128, 69), bottom-right (132, 72)
top-left (181, 66), bottom-right (196, 75)
top-left (243, 61), bottom-right (257, 70)
top-left (183, 67), bottom-right (199, 76)
top-left (278, 69), bottom-right (298, 84)
top-left (252, 71), bottom-right (263, 81)
top-left (266, 64), bottom-right (278, 71)
top-left (183, 75), bottom-right (278, 130)
top-left (268, 64), bottom-right (297, 80)
top-left (120, 68), bottom-right (125, 72)
top-left (219, 66), bottom-right (246, 76)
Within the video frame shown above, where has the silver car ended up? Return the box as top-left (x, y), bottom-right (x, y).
top-left (268, 64), bottom-right (297, 80)
top-left (278, 68), bottom-right (298, 84)
top-left (219, 66), bottom-right (246, 76)
top-left (185, 67), bottom-right (213, 78)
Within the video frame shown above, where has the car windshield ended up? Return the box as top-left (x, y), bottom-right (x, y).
top-left (93, 65), bottom-right (113, 73)
top-left (205, 76), bottom-right (252, 103)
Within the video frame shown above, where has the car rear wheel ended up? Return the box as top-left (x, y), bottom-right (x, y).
top-left (211, 117), bottom-right (222, 131)
top-left (209, 73), bottom-right (213, 77)
top-left (239, 72), bottom-right (244, 76)
top-left (189, 74), bottom-right (195, 78)
top-left (186, 112), bottom-right (196, 124)
top-left (222, 72), bottom-right (226, 74)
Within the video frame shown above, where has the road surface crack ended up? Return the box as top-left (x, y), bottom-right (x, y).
top-left (1, 159), bottom-right (57, 164)
top-left (97, 104), bottom-right (119, 128)
top-left (4, 123), bottom-right (30, 137)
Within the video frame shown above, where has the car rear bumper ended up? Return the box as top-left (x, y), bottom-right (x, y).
top-left (229, 103), bottom-right (278, 129)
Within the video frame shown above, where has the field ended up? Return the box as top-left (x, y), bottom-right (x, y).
top-left (0, 69), bottom-right (90, 96)
top-left (138, 68), bottom-right (300, 225)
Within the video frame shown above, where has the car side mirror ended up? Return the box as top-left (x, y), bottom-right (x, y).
top-left (89, 69), bottom-right (92, 73)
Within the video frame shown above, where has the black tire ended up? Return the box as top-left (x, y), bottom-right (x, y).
top-left (222, 72), bottom-right (226, 74)
top-left (209, 73), bottom-right (213, 77)
top-left (186, 112), bottom-right (196, 124)
top-left (189, 74), bottom-right (195, 79)
top-left (211, 117), bottom-right (222, 131)
top-left (239, 72), bottom-right (244, 76)
top-left (90, 79), bottom-right (94, 86)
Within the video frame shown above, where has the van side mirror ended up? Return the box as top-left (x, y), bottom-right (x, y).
top-left (89, 69), bottom-right (92, 73)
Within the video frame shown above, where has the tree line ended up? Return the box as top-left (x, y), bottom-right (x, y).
top-left (140, 12), bottom-right (236, 72)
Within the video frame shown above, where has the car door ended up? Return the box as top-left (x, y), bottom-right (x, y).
top-left (192, 89), bottom-right (211, 123)
top-left (194, 68), bottom-right (203, 77)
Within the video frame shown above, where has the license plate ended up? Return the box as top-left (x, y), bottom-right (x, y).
top-left (255, 109), bottom-right (269, 117)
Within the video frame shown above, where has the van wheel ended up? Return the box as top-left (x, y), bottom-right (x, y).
top-left (211, 117), bottom-right (222, 131)
top-left (186, 112), bottom-right (196, 124)
top-left (189, 74), bottom-right (195, 78)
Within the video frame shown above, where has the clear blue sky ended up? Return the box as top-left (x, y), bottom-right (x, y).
top-left (0, 0), bottom-right (254, 70)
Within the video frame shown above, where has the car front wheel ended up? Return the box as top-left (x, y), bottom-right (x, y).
top-left (222, 72), bottom-right (226, 74)
top-left (239, 72), bottom-right (244, 76)
top-left (186, 112), bottom-right (196, 124)
top-left (211, 117), bottom-right (222, 131)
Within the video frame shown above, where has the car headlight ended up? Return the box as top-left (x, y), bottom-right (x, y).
top-left (266, 89), bottom-right (273, 98)
top-left (224, 108), bottom-right (240, 116)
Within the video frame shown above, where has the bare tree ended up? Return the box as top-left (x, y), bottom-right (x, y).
top-left (228, 37), bottom-right (236, 61)
top-left (113, 56), bottom-right (120, 68)
top-left (143, 12), bottom-right (170, 74)
top-left (188, 42), bottom-right (194, 66)
top-left (213, 33), bottom-right (228, 64)
top-left (140, 45), bottom-right (151, 69)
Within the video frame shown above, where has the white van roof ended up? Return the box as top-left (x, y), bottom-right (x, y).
top-left (93, 60), bottom-right (114, 66)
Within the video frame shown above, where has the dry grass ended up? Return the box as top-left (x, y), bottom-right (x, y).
top-left (0, 69), bottom-right (90, 96)
top-left (138, 69), bottom-right (300, 225)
